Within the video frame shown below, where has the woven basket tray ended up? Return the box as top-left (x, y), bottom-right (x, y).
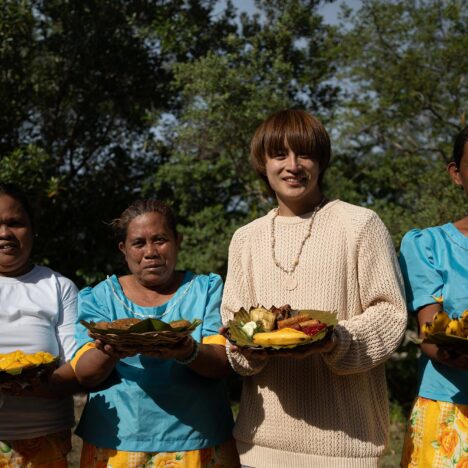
top-left (0, 360), bottom-right (58, 389)
top-left (81, 318), bottom-right (201, 354)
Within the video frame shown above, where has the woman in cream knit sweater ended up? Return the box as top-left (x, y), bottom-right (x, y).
top-left (221, 109), bottom-right (407, 468)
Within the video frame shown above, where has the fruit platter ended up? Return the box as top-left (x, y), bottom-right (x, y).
top-left (226, 305), bottom-right (337, 351)
top-left (420, 309), bottom-right (468, 352)
top-left (80, 317), bottom-right (202, 354)
top-left (0, 350), bottom-right (58, 389)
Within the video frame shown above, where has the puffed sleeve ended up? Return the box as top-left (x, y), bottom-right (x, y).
top-left (200, 273), bottom-right (224, 338)
top-left (399, 228), bottom-right (442, 313)
top-left (322, 212), bottom-right (408, 375)
top-left (74, 285), bottom-right (110, 355)
top-left (221, 228), bottom-right (268, 376)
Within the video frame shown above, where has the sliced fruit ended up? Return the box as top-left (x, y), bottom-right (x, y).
top-left (250, 307), bottom-right (277, 331)
top-left (301, 322), bottom-right (327, 336)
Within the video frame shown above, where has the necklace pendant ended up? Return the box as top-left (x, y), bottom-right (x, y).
top-left (284, 275), bottom-right (298, 291)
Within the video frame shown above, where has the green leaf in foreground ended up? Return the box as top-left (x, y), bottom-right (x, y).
top-left (227, 309), bottom-right (337, 350)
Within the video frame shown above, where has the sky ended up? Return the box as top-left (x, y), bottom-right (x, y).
top-left (217, 0), bottom-right (362, 25)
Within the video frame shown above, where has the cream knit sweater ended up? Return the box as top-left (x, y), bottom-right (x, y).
top-left (221, 200), bottom-right (407, 468)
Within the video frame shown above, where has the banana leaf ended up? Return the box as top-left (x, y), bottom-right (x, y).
top-left (423, 332), bottom-right (468, 351)
top-left (80, 318), bottom-right (201, 335)
top-left (80, 318), bottom-right (202, 354)
top-left (0, 359), bottom-right (59, 384)
top-left (227, 308), bottom-right (337, 350)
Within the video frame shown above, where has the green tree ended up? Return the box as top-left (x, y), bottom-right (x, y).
top-left (329, 0), bottom-right (467, 244)
top-left (146, 0), bottom-right (338, 274)
top-left (0, 0), bottom-right (236, 285)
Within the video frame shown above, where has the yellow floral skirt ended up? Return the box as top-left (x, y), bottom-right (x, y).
top-left (401, 397), bottom-right (468, 467)
top-left (0, 429), bottom-right (71, 468)
top-left (80, 439), bottom-right (240, 468)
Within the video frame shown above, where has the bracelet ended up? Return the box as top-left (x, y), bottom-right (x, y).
top-left (176, 339), bottom-right (200, 365)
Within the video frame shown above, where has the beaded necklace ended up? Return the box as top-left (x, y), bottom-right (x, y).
top-left (270, 198), bottom-right (327, 291)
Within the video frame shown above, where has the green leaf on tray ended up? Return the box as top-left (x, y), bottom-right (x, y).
top-left (80, 318), bottom-right (202, 335)
top-left (3, 367), bottom-right (23, 376)
top-left (227, 308), bottom-right (337, 350)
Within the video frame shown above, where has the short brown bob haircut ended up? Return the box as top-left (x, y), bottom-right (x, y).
top-left (250, 109), bottom-right (331, 190)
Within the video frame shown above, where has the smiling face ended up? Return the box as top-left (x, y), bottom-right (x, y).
top-left (265, 144), bottom-right (322, 216)
top-left (118, 211), bottom-right (181, 289)
top-left (250, 110), bottom-right (330, 215)
top-left (0, 194), bottom-right (34, 277)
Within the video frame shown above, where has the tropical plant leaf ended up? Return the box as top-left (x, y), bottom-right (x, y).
top-left (80, 318), bottom-right (201, 335)
top-left (80, 318), bottom-right (202, 354)
top-left (0, 360), bottom-right (59, 384)
top-left (226, 307), bottom-right (337, 350)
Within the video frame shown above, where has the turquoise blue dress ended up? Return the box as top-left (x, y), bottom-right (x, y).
top-left (74, 271), bottom-right (234, 452)
top-left (399, 224), bottom-right (468, 404)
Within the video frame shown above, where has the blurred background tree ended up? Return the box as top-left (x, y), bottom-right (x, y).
top-left (1, 0), bottom-right (467, 415)
top-left (329, 0), bottom-right (467, 243)
top-left (0, 0), bottom-right (237, 282)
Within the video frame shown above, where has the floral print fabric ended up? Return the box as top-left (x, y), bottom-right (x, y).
top-left (80, 439), bottom-right (239, 468)
top-left (401, 397), bottom-right (468, 467)
top-left (0, 430), bottom-right (71, 468)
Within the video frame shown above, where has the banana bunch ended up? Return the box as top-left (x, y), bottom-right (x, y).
top-left (0, 350), bottom-right (56, 374)
top-left (422, 310), bottom-right (468, 339)
top-left (252, 327), bottom-right (312, 347)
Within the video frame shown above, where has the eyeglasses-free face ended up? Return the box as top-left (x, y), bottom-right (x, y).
top-left (118, 211), bottom-right (181, 290)
top-left (265, 146), bottom-right (322, 216)
top-left (0, 194), bottom-right (34, 277)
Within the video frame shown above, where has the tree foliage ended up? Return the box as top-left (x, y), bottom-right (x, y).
top-left (0, 0), bottom-right (236, 284)
top-left (329, 0), bottom-right (467, 244)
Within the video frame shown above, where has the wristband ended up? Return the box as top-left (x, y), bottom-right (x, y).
top-left (176, 339), bottom-right (199, 365)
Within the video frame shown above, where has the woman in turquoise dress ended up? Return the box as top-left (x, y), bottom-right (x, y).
top-left (72, 199), bottom-right (239, 468)
top-left (399, 126), bottom-right (468, 467)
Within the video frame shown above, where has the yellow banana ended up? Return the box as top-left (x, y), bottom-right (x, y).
top-left (253, 327), bottom-right (311, 346)
top-left (446, 319), bottom-right (464, 337)
top-left (421, 322), bottom-right (434, 337)
top-left (431, 311), bottom-right (451, 332)
top-left (458, 310), bottom-right (468, 337)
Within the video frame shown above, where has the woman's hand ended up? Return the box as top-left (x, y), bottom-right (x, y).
top-left (436, 347), bottom-right (468, 371)
top-left (142, 336), bottom-right (195, 361)
top-left (219, 326), bottom-right (270, 362)
top-left (0, 362), bottom-right (83, 398)
top-left (93, 339), bottom-right (136, 359)
top-left (417, 304), bottom-right (468, 370)
top-left (271, 332), bottom-right (337, 359)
